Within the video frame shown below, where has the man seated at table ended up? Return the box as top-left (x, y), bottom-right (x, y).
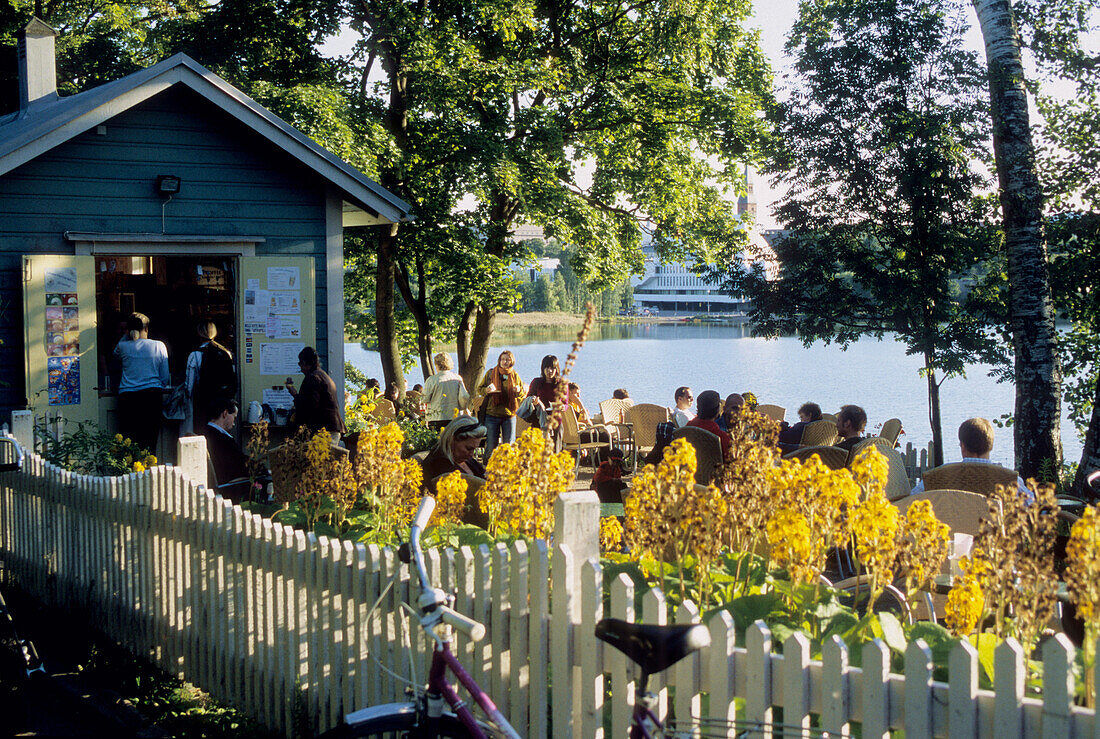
top-left (911, 417), bottom-right (1030, 499)
top-left (834, 404), bottom-right (867, 453)
top-left (686, 390), bottom-right (732, 457)
top-left (203, 397), bottom-right (269, 503)
top-left (671, 386), bottom-right (695, 428)
top-left (716, 393), bottom-right (744, 432)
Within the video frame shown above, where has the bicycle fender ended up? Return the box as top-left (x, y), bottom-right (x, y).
top-left (343, 702), bottom-right (417, 726)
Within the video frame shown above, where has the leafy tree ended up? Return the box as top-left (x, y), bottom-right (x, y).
top-left (733, 0), bottom-right (995, 466)
top-left (1, 0), bottom-right (206, 114)
top-left (1045, 216), bottom-right (1100, 486)
top-left (970, 0), bottom-right (1064, 478)
top-left (345, 0), bottom-right (774, 391)
top-left (1024, 0), bottom-right (1100, 488)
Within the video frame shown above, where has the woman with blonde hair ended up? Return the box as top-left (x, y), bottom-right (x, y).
top-left (476, 350), bottom-right (523, 461)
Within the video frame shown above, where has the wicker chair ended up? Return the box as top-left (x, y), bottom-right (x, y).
top-left (919, 461), bottom-right (1019, 497)
top-left (799, 419), bottom-right (838, 447)
top-left (372, 398), bottom-right (397, 422)
top-left (626, 403), bottom-right (670, 468)
top-left (672, 426), bottom-right (723, 485)
top-left (893, 489), bottom-right (996, 537)
top-left (892, 489), bottom-right (1000, 621)
top-left (598, 398), bottom-right (635, 463)
top-left (756, 404), bottom-right (785, 423)
top-left (820, 412), bottom-right (838, 423)
top-left (782, 445), bottom-right (848, 470)
top-left (561, 405), bottom-right (613, 472)
top-left (879, 418), bottom-right (902, 445)
top-left (598, 398), bottom-right (631, 424)
top-left (847, 438), bottom-right (911, 500)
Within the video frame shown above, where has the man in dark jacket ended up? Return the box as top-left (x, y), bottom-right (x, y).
top-left (202, 398), bottom-right (258, 503)
top-left (284, 346), bottom-right (346, 442)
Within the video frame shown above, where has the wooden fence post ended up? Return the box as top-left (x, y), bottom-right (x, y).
top-left (10, 410), bottom-right (33, 450)
top-left (553, 491), bottom-right (600, 576)
top-left (177, 435), bottom-right (207, 488)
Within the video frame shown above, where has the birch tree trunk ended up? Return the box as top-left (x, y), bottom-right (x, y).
top-left (971, 0), bottom-right (1062, 479)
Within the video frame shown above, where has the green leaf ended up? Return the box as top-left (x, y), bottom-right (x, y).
top-left (272, 507), bottom-right (306, 527)
top-left (314, 521), bottom-right (340, 539)
top-left (876, 612), bottom-right (907, 654)
top-left (721, 593), bottom-right (783, 634)
top-left (454, 525), bottom-right (494, 547)
top-left (975, 633), bottom-right (998, 690)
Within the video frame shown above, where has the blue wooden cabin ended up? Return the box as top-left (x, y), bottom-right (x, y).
top-left (0, 20), bottom-right (409, 453)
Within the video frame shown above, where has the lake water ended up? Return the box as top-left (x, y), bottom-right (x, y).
top-left (345, 322), bottom-right (1083, 468)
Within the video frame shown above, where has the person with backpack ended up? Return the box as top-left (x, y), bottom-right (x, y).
top-left (184, 320), bottom-right (237, 435)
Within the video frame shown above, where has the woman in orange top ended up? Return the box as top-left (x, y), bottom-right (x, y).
top-left (476, 350), bottom-right (523, 462)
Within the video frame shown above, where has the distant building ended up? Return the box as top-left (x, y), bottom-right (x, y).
top-left (631, 167), bottom-right (777, 315)
top-left (517, 257), bottom-right (560, 283)
top-left (510, 224), bottom-right (546, 243)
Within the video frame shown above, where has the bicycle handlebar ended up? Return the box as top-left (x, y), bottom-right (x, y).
top-left (408, 495), bottom-right (436, 594)
top-left (439, 605), bottom-right (486, 641)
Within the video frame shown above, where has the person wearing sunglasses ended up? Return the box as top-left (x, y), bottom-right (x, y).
top-left (420, 416), bottom-right (489, 527)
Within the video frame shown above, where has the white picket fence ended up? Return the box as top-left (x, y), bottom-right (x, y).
top-left (1, 431), bottom-right (1098, 737)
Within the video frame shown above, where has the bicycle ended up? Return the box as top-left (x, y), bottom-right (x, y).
top-left (595, 618), bottom-right (832, 737)
top-left (323, 494), bottom-right (521, 738)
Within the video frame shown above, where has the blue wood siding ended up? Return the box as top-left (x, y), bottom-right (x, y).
top-left (0, 84), bottom-right (337, 419)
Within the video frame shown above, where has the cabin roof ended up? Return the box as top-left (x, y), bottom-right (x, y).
top-left (0, 53), bottom-right (412, 226)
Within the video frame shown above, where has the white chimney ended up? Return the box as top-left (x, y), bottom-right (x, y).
top-left (18, 18), bottom-right (59, 113)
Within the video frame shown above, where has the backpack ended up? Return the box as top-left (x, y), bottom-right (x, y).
top-left (195, 343), bottom-right (237, 402)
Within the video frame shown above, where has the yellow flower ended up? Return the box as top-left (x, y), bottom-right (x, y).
top-left (944, 561), bottom-right (985, 636)
top-left (600, 517), bottom-right (624, 552)
top-left (133, 461), bottom-right (145, 473)
top-left (434, 471), bottom-right (469, 524)
top-left (144, 454), bottom-right (157, 467)
top-left (1066, 506), bottom-right (1100, 622)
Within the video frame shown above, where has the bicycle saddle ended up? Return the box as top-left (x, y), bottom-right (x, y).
top-left (595, 618), bottom-right (711, 675)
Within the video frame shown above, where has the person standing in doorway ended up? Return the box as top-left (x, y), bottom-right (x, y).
top-left (113, 312), bottom-right (170, 455)
top-left (284, 346), bottom-right (346, 443)
top-left (184, 320), bottom-right (236, 435)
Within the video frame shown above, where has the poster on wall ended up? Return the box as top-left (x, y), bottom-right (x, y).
top-left (259, 342), bottom-right (305, 376)
top-left (47, 356), bottom-right (80, 405)
top-left (45, 268), bottom-right (80, 398)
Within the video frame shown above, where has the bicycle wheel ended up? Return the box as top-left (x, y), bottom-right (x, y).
top-left (321, 703), bottom-right (475, 738)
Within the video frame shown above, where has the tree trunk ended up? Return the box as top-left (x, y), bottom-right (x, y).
top-left (373, 51), bottom-right (409, 396)
top-left (971, 0), bottom-right (1062, 479)
top-left (926, 358), bottom-right (945, 468)
top-left (375, 226), bottom-right (405, 394)
top-left (393, 257), bottom-right (434, 380)
top-left (1074, 377), bottom-right (1100, 495)
top-left (456, 303), bottom-right (497, 393)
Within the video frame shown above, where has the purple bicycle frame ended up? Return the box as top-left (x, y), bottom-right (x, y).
top-left (428, 640), bottom-right (512, 738)
top-left (630, 700), bottom-right (662, 739)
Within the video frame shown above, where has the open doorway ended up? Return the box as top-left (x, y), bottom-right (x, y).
top-left (94, 255), bottom-right (238, 396)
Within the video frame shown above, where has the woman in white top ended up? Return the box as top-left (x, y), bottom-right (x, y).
top-left (113, 312), bottom-right (170, 454)
top-left (422, 353), bottom-right (470, 430)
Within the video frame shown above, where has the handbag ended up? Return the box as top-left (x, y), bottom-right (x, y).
top-left (162, 383), bottom-right (189, 420)
top-left (516, 396), bottom-right (541, 426)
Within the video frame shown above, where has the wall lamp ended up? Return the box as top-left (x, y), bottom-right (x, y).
top-left (155, 174), bottom-right (181, 196)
